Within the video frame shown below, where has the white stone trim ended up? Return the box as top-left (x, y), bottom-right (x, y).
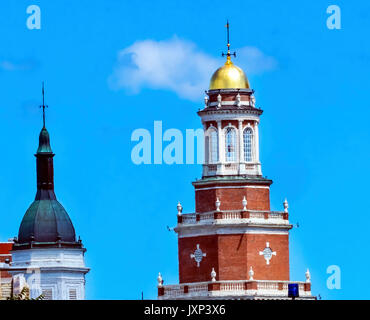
top-left (158, 280), bottom-right (314, 300)
top-left (195, 186), bottom-right (269, 191)
top-left (190, 244), bottom-right (206, 267)
top-left (209, 101), bottom-right (252, 107)
top-left (200, 113), bottom-right (260, 123)
top-left (177, 226), bottom-right (290, 238)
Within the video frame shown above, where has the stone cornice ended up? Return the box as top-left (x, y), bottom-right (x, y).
top-left (206, 89), bottom-right (254, 95)
top-left (193, 176), bottom-right (273, 188)
top-left (198, 106), bottom-right (263, 118)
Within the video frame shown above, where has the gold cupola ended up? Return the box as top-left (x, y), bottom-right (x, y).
top-left (209, 56), bottom-right (250, 90)
top-left (209, 21), bottom-right (250, 90)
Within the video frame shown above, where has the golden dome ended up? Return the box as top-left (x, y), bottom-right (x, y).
top-left (209, 56), bottom-right (250, 90)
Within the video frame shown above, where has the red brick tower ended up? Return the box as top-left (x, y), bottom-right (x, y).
top-left (0, 241), bottom-right (13, 299)
top-left (158, 24), bottom-right (314, 300)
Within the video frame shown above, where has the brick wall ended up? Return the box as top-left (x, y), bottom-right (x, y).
top-left (0, 243), bottom-right (13, 280)
top-left (195, 186), bottom-right (270, 212)
top-left (178, 233), bottom-right (289, 283)
top-left (208, 92), bottom-right (251, 102)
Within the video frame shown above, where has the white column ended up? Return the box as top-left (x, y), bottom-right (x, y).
top-left (254, 120), bottom-right (262, 175)
top-left (203, 122), bottom-right (208, 164)
top-left (254, 121), bottom-right (260, 163)
top-left (202, 122), bottom-right (208, 176)
top-left (217, 121), bottom-right (224, 175)
top-left (238, 120), bottom-right (244, 174)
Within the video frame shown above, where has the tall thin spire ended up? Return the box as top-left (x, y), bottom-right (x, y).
top-left (222, 20), bottom-right (236, 63)
top-left (40, 81), bottom-right (48, 128)
top-left (226, 20), bottom-right (230, 52)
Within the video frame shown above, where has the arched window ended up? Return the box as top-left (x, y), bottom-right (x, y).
top-left (225, 127), bottom-right (236, 162)
top-left (243, 127), bottom-right (253, 162)
top-left (209, 129), bottom-right (218, 163)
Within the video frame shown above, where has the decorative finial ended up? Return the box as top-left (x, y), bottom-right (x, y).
top-left (211, 268), bottom-right (217, 282)
top-left (217, 93), bottom-right (222, 108)
top-left (236, 92), bottom-right (241, 107)
top-left (222, 20), bottom-right (236, 63)
top-left (177, 201), bottom-right (183, 216)
top-left (249, 266), bottom-right (254, 280)
top-left (40, 81), bottom-right (48, 128)
top-left (242, 196), bottom-right (247, 211)
top-left (305, 269), bottom-right (311, 283)
top-left (283, 198), bottom-right (289, 213)
top-left (251, 95), bottom-right (256, 107)
top-left (204, 95), bottom-right (209, 107)
top-left (215, 198), bottom-right (221, 211)
top-left (157, 272), bottom-right (163, 287)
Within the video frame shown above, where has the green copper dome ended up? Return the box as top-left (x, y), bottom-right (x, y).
top-left (14, 126), bottom-right (81, 249)
top-left (18, 199), bottom-right (76, 243)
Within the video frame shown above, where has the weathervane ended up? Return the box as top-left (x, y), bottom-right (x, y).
top-left (222, 20), bottom-right (236, 59)
top-left (40, 81), bottom-right (48, 128)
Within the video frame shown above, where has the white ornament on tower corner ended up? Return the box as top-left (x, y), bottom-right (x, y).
top-left (305, 269), bottom-right (311, 283)
top-left (211, 268), bottom-right (217, 282)
top-left (251, 95), bottom-right (256, 107)
top-left (217, 94), bottom-right (222, 108)
top-left (242, 196), bottom-right (247, 211)
top-left (177, 201), bottom-right (183, 216)
top-left (204, 96), bottom-right (209, 107)
top-left (215, 198), bottom-right (221, 211)
top-left (283, 198), bottom-right (289, 213)
top-left (236, 93), bottom-right (241, 107)
top-left (157, 272), bottom-right (163, 287)
top-left (249, 266), bottom-right (254, 280)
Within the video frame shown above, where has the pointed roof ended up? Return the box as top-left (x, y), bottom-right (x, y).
top-left (36, 127), bottom-right (53, 154)
top-left (14, 126), bottom-right (81, 249)
top-left (13, 87), bottom-right (82, 250)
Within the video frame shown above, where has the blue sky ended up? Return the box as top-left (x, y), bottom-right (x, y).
top-left (0, 0), bottom-right (369, 299)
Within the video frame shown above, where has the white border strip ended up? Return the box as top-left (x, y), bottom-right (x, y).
top-left (178, 226), bottom-right (289, 238)
top-left (195, 186), bottom-right (270, 191)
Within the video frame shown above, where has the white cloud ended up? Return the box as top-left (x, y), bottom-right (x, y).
top-left (236, 47), bottom-right (278, 75)
top-left (109, 37), bottom-right (277, 101)
top-left (0, 59), bottom-right (37, 71)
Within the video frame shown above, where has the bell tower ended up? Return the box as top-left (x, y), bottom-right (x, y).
top-left (158, 24), bottom-right (315, 300)
top-left (8, 84), bottom-right (89, 300)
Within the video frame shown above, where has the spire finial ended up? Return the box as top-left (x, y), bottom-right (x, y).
top-left (40, 81), bottom-right (48, 128)
top-left (222, 20), bottom-right (236, 63)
